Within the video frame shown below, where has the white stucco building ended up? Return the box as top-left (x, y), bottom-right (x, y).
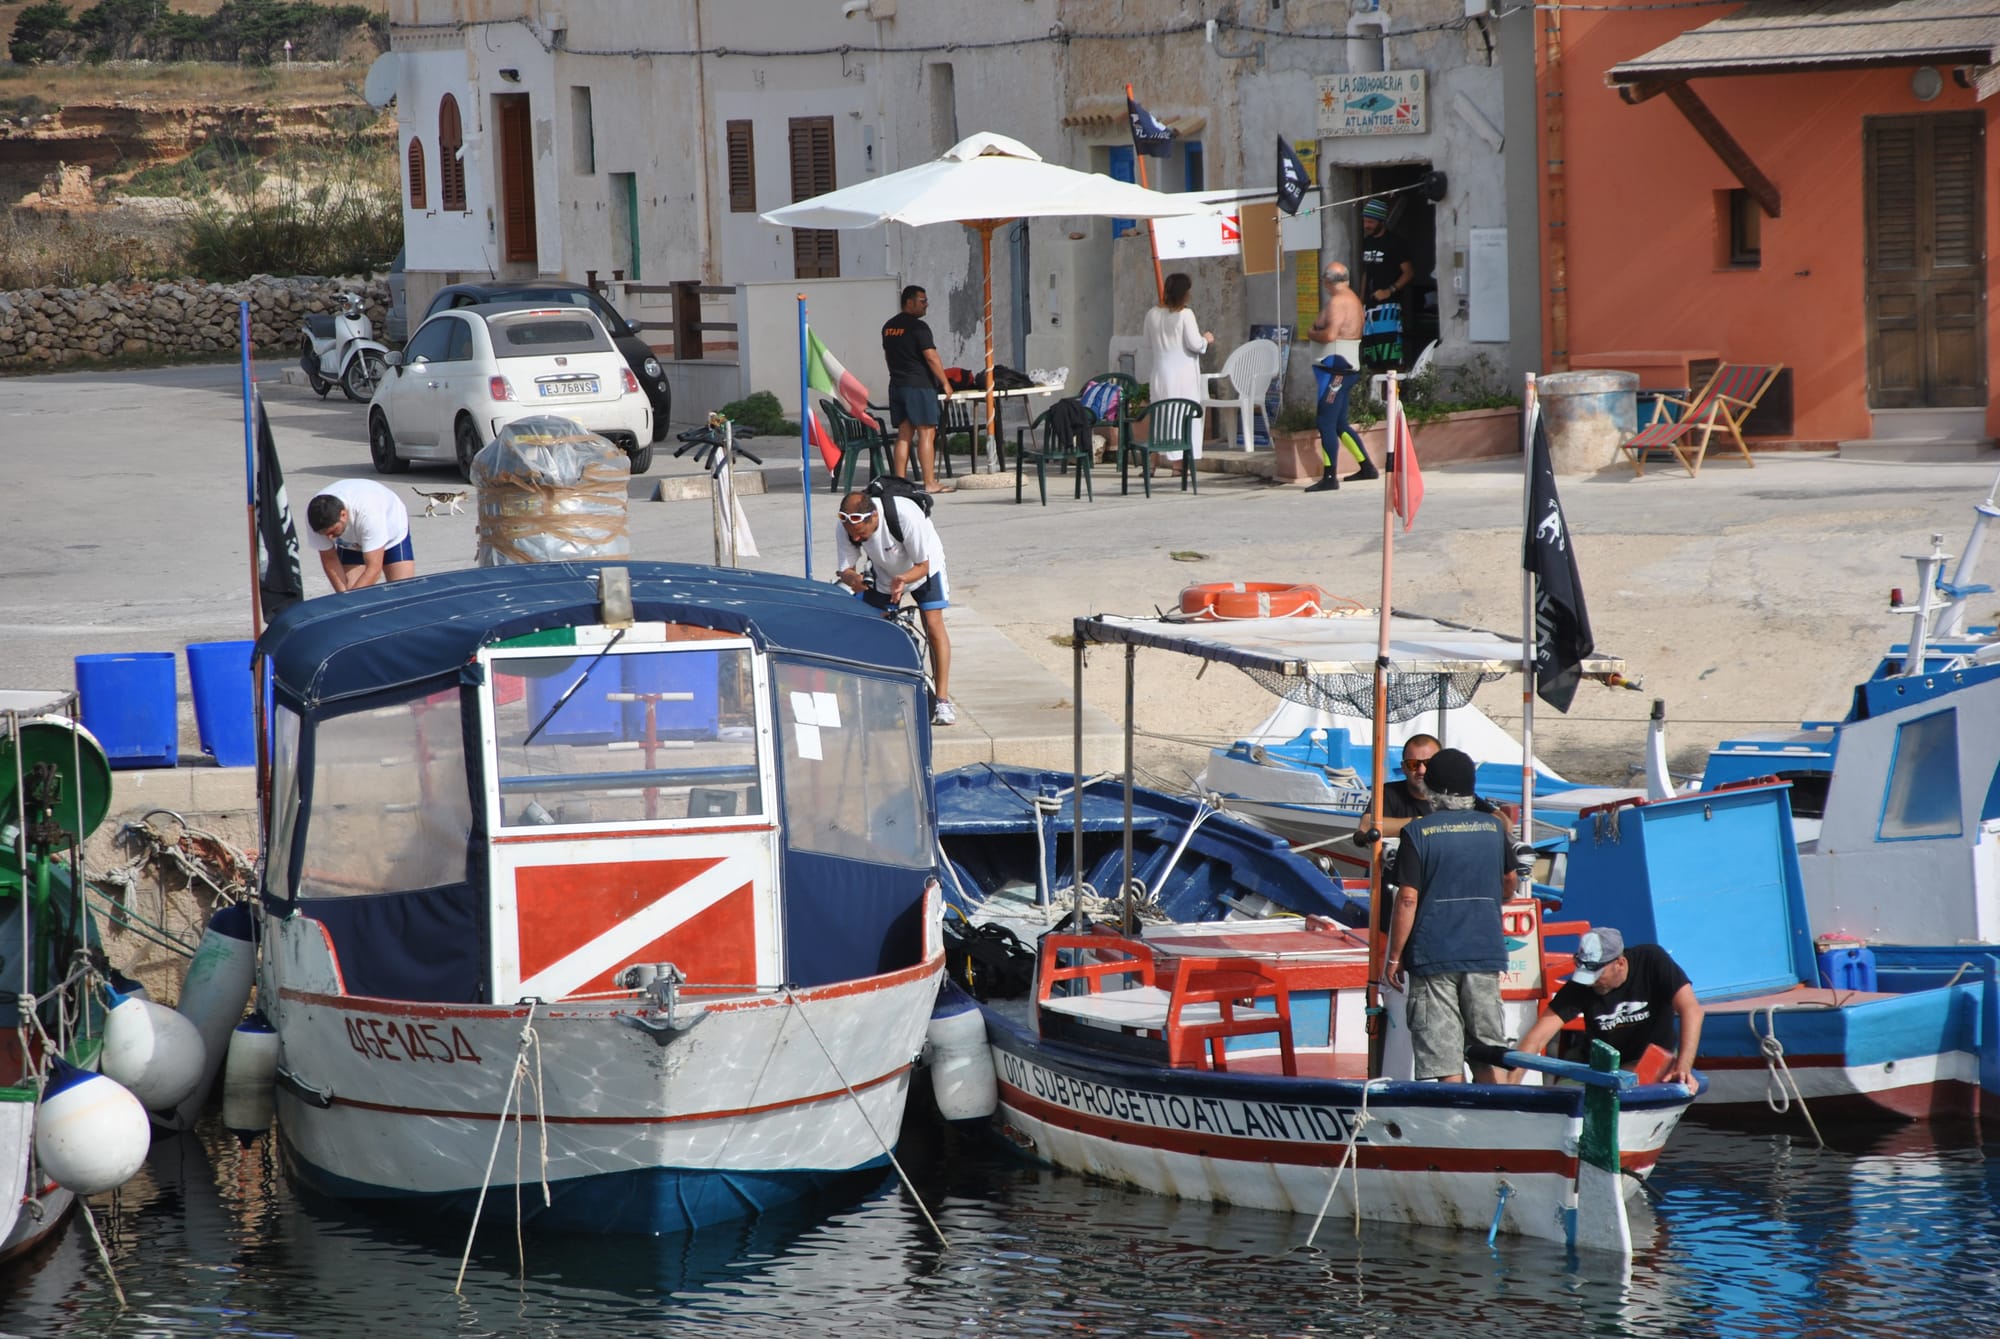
top-left (379, 0), bottom-right (1540, 422)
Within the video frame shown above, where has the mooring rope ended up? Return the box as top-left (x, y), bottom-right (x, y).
top-left (782, 986), bottom-right (947, 1249)
top-left (454, 1004), bottom-right (543, 1294)
top-left (1304, 1077), bottom-right (1391, 1246)
top-left (1751, 1005), bottom-right (1826, 1149)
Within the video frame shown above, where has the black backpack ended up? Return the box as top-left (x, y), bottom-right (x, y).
top-left (865, 475), bottom-right (934, 543)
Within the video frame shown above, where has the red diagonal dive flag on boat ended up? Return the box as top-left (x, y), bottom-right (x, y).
top-left (1388, 392), bottom-right (1424, 532)
top-left (805, 328), bottom-right (873, 471)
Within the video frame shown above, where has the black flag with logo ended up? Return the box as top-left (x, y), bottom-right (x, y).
top-left (1524, 408), bottom-right (1594, 712)
top-left (254, 391), bottom-right (304, 620)
top-left (1126, 94), bottom-right (1176, 158)
top-left (1276, 136), bottom-right (1309, 216)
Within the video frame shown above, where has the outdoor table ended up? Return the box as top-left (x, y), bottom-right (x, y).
top-left (943, 385), bottom-right (1063, 472)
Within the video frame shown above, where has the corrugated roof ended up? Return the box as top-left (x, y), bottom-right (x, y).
top-left (1608, 0), bottom-right (2000, 87)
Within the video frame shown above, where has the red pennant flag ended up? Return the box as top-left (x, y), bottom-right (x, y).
top-left (1389, 395), bottom-right (1424, 532)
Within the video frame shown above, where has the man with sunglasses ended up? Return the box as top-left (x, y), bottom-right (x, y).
top-left (833, 489), bottom-right (956, 725)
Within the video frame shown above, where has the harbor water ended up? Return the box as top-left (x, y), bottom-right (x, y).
top-left (5, 1116), bottom-right (2000, 1337)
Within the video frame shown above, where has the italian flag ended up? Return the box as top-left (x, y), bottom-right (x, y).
top-left (806, 329), bottom-right (873, 471)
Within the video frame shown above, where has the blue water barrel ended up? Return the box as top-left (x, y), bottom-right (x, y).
top-left (622, 651), bottom-right (721, 740)
top-left (1817, 943), bottom-right (1878, 992)
top-left (74, 652), bottom-right (178, 769)
top-left (184, 640), bottom-right (258, 768)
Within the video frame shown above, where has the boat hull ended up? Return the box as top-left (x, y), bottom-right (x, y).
top-left (0, 1099), bottom-right (73, 1262)
top-left (984, 1010), bottom-right (1691, 1247)
top-left (266, 915), bottom-right (944, 1235)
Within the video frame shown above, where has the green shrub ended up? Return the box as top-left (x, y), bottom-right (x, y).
top-left (1274, 401), bottom-right (1317, 433)
top-left (719, 391), bottom-right (798, 436)
top-left (179, 148), bottom-right (400, 281)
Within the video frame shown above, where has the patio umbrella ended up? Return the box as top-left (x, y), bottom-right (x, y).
top-left (762, 132), bottom-right (1216, 470)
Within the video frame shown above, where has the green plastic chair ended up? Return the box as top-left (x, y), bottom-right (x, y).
top-left (935, 396), bottom-right (980, 479)
top-left (1132, 397), bottom-right (1201, 494)
top-left (1014, 399), bottom-right (1097, 505)
top-left (1083, 373), bottom-right (1148, 496)
top-left (822, 399), bottom-right (891, 493)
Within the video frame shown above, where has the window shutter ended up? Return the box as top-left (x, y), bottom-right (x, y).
top-left (1933, 117), bottom-right (1981, 271)
top-left (788, 116), bottom-right (839, 279)
top-left (1867, 121), bottom-right (1919, 275)
top-left (727, 120), bottom-right (755, 213)
top-left (407, 138), bottom-right (426, 210)
top-left (498, 96), bottom-right (537, 263)
top-left (439, 94), bottom-right (467, 212)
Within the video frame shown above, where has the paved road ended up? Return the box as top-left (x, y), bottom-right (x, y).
top-left (4, 360), bottom-right (1997, 783)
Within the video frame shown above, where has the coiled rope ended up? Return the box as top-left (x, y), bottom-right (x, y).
top-left (1751, 1004), bottom-right (1826, 1149)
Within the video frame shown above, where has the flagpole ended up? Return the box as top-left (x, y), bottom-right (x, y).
top-left (1126, 83), bottom-right (1167, 306)
top-left (1364, 369), bottom-right (1400, 1081)
top-left (1520, 372), bottom-right (1538, 848)
top-left (798, 294), bottom-right (813, 581)
top-left (240, 301), bottom-right (264, 638)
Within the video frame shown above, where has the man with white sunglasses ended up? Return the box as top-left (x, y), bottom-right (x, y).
top-left (833, 488), bottom-right (955, 725)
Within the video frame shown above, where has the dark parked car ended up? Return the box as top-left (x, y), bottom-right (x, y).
top-left (421, 281), bottom-right (673, 459)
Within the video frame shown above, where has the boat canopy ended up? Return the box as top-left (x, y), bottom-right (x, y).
top-left (1078, 610), bottom-right (1625, 722)
top-left (258, 562), bottom-right (919, 710)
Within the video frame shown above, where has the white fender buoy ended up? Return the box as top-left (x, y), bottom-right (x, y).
top-left (35, 1058), bottom-right (150, 1195)
top-left (102, 987), bottom-right (207, 1111)
top-left (925, 979), bottom-right (997, 1122)
top-left (220, 1013), bottom-right (279, 1143)
top-left (160, 903), bottom-right (255, 1132)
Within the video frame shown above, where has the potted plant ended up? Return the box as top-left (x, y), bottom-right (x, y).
top-left (1350, 355), bottom-right (1522, 466)
top-left (1271, 401), bottom-right (1322, 483)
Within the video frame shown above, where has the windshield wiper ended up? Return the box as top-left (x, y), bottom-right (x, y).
top-left (520, 629), bottom-right (627, 747)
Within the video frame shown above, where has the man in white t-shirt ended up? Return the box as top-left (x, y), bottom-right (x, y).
top-left (833, 488), bottom-right (954, 725)
top-left (305, 478), bottom-right (416, 592)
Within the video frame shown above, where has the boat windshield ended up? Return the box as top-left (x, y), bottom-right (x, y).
top-left (489, 645), bottom-right (764, 828)
top-left (297, 691), bottom-right (474, 898)
top-left (772, 660), bottom-right (930, 868)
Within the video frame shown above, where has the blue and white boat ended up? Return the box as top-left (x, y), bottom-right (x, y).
top-left (251, 562), bottom-right (946, 1234)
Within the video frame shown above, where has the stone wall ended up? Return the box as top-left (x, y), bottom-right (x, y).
top-left (0, 275), bottom-right (390, 368)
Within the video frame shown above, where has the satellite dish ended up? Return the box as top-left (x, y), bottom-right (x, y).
top-left (362, 53), bottom-right (401, 109)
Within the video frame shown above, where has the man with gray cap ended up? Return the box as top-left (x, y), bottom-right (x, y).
top-left (1381, 747), bottom-right (1517, 1083)
top-left (1517, 930), bottom-right (1704, 1086)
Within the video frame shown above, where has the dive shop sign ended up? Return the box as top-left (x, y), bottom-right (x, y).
top-left (1317, 71), bottom-right (1427, 137)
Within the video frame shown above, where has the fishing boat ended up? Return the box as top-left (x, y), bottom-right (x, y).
top-left (1, 696), bottom-right (160, 1261)
top-left (250, 562), bottom-right (946, 1234)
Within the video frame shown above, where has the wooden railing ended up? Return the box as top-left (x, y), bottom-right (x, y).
top-left (586, 272), bottom-right (738, 361)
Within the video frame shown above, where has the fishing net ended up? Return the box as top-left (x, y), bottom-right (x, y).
top-left (1239, 666), bottom-right (1503, 723)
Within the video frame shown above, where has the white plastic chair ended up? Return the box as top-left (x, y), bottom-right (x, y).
top-left (1368, 340), bottom-right (1439, 404)
top-left (1200, 339), bottom-right (1283, 451)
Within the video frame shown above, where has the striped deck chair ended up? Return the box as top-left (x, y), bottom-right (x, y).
top-left (1620, 362), bottom-right (1784, 477)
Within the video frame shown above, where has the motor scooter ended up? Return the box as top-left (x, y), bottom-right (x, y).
top-left (298, 292), bottom-right (390, 402)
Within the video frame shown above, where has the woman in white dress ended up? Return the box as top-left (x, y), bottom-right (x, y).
top-left (1141, 272), bottom-right (1214, 463)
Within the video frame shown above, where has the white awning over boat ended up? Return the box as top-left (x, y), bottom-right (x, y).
top-left (1078, 611), bottom-right (1625, 681)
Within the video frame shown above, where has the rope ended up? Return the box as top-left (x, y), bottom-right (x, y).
top-left (79, 1201), bottom-right (126, 1310)
top-left (781, 986), bottom-right (947, 1249)
top-left (1751, 1005), bottom-right (1826, 1149)
top-left (454, 1004), bottom-right (542, 1294)
top-left (1304, 1077), bottom-right (1390, 1246)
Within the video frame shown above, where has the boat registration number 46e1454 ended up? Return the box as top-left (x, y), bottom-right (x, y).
top-left (346, 1015), bottom-right (485, 1065)
top-left (540, 378), bottom-right (599, 397)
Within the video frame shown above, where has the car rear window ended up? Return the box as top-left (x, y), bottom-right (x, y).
top-left (489, 314), bottom-right (611, 357)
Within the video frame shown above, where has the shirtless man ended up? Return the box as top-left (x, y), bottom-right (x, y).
top-left (1307, 262), bottom-right (1365, 369)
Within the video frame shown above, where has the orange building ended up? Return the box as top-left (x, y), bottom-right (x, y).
top-left (1539, 2), bottom-right (1999, 453)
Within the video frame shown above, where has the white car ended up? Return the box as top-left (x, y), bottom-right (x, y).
top-left (367, 304), bottom-right (654, 480)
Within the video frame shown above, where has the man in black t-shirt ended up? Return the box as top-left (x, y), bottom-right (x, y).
top-left (881, 285), bottom-right (953, 494)
top-left (1358, 199), bottom-right (1414, 371)
top-left (1517, 927), bottom-right (1704, 1086)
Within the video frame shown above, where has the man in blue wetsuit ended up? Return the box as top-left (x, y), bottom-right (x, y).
top-left (1381, 748), bottom-right (1517, 1082)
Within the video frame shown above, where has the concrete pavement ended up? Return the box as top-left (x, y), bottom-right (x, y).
top-left (4, 359), bottom-right (1998, 818)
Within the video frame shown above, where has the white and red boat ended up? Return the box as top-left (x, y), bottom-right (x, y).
top-left (252, 562), bottom-right (946, 1233)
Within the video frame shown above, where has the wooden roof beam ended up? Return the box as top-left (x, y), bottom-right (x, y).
top-left (1661, 80), bottom-right (1781, 218)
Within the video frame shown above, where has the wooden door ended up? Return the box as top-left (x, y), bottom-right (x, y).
top-left (1864, 113), bottom-right (1985, 408)
top-left (788, 116), bottom-right (839, 279)
top-left (497, 94), bottom-right (538, 265)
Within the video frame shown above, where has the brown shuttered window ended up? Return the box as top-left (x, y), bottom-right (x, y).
top-left (407, 138), bottom-right (426, 210)
top-left (727, 119), bottom-right (755, 213)
top-left (438, 94), bottom-right (467, 212)
top-left (788, 115), bottom-right (839, 278)
top-left (497, 95), bottom-right (537, 263)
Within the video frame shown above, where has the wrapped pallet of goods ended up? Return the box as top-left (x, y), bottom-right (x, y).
top-left (472, 416), bottom-right (632, 566)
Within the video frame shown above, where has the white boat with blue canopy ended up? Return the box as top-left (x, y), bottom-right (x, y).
top-left (252, 561), bottom-right (946, 1234)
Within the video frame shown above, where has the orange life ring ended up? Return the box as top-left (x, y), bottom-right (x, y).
top-left (1179, 582), bottom-right (1332, 620)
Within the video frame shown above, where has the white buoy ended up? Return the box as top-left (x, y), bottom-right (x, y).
top-left (220, 1013), bottom-right (279, 1142)
top-left (925, 980), bottom-right (997, 1122)
top-left (160, 904), bottom-right (255, 1132)
top-left (35, 1059), bottom-right (150, 1195)
top-left (102, 987), bottom-right (207, 1112)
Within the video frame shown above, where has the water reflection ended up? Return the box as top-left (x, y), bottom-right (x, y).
top-left (7, 1119), bottom-right (2000, 1337)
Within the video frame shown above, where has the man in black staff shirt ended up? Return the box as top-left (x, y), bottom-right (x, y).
top-left (881, 285), bottom-right (954, 494)
top-left (1358, 199), bottom-right (1415, 370)
top-left (1517, 928), bottom-right (1704, 1086)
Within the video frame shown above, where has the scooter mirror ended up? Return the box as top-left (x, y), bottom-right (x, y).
top-left (384, 350), bottom-right (404, 368)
